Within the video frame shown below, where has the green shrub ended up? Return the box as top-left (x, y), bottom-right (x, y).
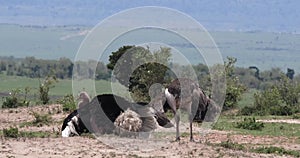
top-left (39, 75), bottom-right (58, 105)
top-left (242, 80), bottom-right (300, 116)
top-left (3, 127), bottom-right (19, 138)
top-left (269, 105), bottom-right (293, 116)
top-left (242, 76), bottom-right (300, 116)
top-left (57, 94), bottom-right (76, 112)
top-left (252, 146), bottom-right (300, 157)
top-left (292, 113), bottom-right (300, 119)
top-left (219, 140), bottom-right (245, 151)
top-left (2, 95), bottom-right (18, 108)
top-left (2, 88), bottom-right (30, 108)
top-left (239, 106), bottom-right (257, 116)
top-left (222, 57), bottom-right (247, 110)
top-left (277, 77), bottom-right (300, 106)
top-left (235, 117), bottom-right (264, 130)
top-left (253, 87), bottom-right (283, 115)
top-left (31, 112), bottom-right (52, 127)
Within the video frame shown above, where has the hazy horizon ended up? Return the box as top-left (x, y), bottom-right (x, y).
top-left (0, 0), bottom-right (299, 33)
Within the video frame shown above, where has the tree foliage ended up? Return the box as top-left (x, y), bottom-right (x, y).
top-left (241, 76), bottom-right (300, 116)
top-left (57, 94), bottom-right (77, 112)
top-left (107, 45), bottom-right (172, 102)
top-left (224, 57), bottom-right (247, 110)
top-left (39, 75), bottom-right (58, 105)
top-left (0, 56), bottom-right (110, 80)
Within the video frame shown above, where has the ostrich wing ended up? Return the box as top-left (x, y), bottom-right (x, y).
top-left (132, 102), bottom-right (174, 128)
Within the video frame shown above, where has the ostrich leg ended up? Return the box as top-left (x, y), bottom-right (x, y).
top-left (175, 111), bottom-right (180, 141)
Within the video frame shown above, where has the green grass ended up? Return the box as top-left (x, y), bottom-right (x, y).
top-left (19, 131), bottom-right (58, 138)
top-left (0, 74), bottom-right (40, 92)
top-left (211, 140), bottom-right (300, 157)
top-left (251, 146), bottom-right (300, 157)
top-left (213, 116), bottom-right (300, 137)
top-left (0, 74), bottom-right (128, 105)
top-left (0, 74), bottom-right (124, 96)
top-left (1, 126), bottom-right (59, 138)
top-left (218, 140), bottom-right (246, 151)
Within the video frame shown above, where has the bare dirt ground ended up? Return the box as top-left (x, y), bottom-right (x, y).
top-left (257, 119), bottom-right (300, 124)
top-left (0, 104), bottom-right (299, 158)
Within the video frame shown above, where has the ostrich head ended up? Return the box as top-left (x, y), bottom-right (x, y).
top-left (77, 91), bottom-right (90, 109)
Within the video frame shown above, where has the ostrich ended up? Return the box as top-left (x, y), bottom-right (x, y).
top-left (77, 91), bottom-right (91, 109)
top-left (61, 91), bottom-right (90, 137)
top-left (114, 108), bottom-right (143, 137)
top-left (163, 78), bottom-right (218, 141)
top-left (77, 94), bottom-right (173, 136)
top-left (113, 101), bottom-right (173, 137)
top-left (61, 109), bottom-right (88, 137)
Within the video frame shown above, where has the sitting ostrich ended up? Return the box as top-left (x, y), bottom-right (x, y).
top-left (163, 78), bottom-right (218, 141)
top-left (62, 92), bottom-right (173, 137)
top-left (77, 94), bottom-right (173, 136)
top-left (61, 91), bottom-right (91, 137)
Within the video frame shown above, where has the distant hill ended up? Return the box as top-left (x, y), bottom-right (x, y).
top-left (0, 0), bottom-right (299, 32)
top-left (0, 24), bottom-right (299, 72)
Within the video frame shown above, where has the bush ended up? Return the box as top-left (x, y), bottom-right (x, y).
top-left (292, 113), bottom-right (300, 119)
top-left (219, 139), bottom-right (246, 151)
top-left (57, 94), bottom-right (76, 112)
top-left (277, 77), bottom-right (300, 106)
top-left (3, 127), bottom-right (19, 138)
top-left (251, 146), bottom-right (300, 157)
top-left (269, 105), bottom-right (294, 116)
top-left (241, 77), bottom-right (300, 116)
top-left (224, 57), bottom-right (247, 110)
top-left (235, 117), bottom-right (264, 130)
top-left (239, 106), bottom-right (257, 116)
top-left (31, 112), bottom-right (52, 127)
top-left (2, 88), bottom-right (30, 108)
top-left (2, 95), bottom-right (18, 108)
top-left (253, 87), bottom-right (283, 115)
top-left (39, 75), bottom-right (58, 105)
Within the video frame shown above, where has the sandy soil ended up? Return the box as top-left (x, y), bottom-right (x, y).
top-left (257, 119), bottom-right (300, 124)
top-left (0, 104), bottom-right (299, 158)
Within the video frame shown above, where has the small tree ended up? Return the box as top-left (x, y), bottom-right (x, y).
top-left (253, 87), bottom-right (283, 115)
top-left (245, 76), bottom-right (300, 116)
top-left (57, 94), bottom-right (76, 112)
top-left (224, 57), bottom-right (246, 110)
top-left (107, 45), bottom-right (171, 102)
top-left (39, 75), bottom-right (58, 105)
top-left (277, 76), bottom-right (300, 106)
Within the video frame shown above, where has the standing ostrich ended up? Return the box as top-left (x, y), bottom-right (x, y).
top-left (164, 78), bottom-right (216, 141)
